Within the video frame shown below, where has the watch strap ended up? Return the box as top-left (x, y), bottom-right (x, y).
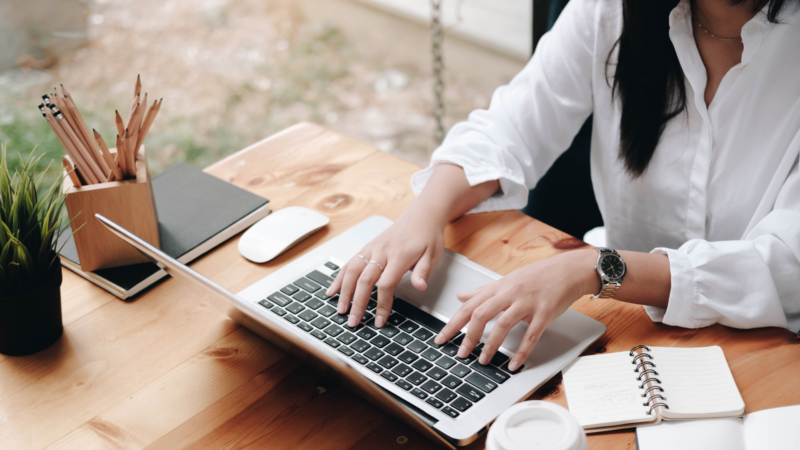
top-left (593, 247), bottom-right (623, 299)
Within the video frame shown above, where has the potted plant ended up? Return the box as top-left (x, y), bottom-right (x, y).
top-left (0, 144), bottom-right (78, 356)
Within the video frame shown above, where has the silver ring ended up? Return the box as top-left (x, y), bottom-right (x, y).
top-left (368, 260), bottom-right (384, 271)
top-left (356, 255), bottom-right (369, 264)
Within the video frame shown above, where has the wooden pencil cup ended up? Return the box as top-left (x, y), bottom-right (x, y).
top-left (64, 146), bottom-right (160, 272)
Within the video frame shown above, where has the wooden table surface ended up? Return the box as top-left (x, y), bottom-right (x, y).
top-left (2, 123), bottom-right (799, 450)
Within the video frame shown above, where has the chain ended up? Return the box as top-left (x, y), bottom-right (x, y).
top-left (431, 0), bottom-right (445, 144)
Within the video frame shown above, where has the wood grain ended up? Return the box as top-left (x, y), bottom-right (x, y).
top-left (1, 123), bottom-right (798, 450)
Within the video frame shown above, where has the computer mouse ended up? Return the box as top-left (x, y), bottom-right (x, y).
top-left (238, 206), bottom-right (330, 263)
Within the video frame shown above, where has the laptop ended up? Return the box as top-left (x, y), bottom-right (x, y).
top-left (97, 213), bottom-right (606, 448)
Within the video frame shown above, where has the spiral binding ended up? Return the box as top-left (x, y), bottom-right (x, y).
top-left (630, 345), bottom-right (669, 415)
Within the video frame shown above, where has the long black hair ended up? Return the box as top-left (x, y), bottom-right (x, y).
top-left (610, 0), bottom-right (792, 177)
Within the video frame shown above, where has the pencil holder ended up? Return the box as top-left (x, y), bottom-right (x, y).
top-left (64, 145), bottom-right (160, 272)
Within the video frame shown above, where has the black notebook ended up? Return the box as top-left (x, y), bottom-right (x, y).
top-left (59, 163), bottom-right (271, 299)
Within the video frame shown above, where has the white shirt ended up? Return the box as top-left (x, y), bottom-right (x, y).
top-left (411, 0), bottom-right (800, 332)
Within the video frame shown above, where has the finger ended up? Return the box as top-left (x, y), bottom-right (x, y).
top-left (435, 288), bottom-right (492, 345)
top-left (336, 253), bottom-right (369, 314)
top-left (479, 304), bottom-right (525, 365)
top-left (508, 318), bottom-right (547, 372)
top-left (375, 260), bottom-right (406, 327)
top-left (326, 261), bottom-right (346, 296)
top-left (348, 260), bottom-right (384, 327)
top-left (457, 294), bottom-right (513, 359)
top-left (456, 284), bottom-right (486, 302)
top-left (410, 246), bottom-right (440, 291)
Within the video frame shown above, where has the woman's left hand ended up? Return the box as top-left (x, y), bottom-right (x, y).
top-left (434, 248), bottom-right (600, 372)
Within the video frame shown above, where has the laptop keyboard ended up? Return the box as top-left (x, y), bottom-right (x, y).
top-left (257, 261), bottom-right (524, 419)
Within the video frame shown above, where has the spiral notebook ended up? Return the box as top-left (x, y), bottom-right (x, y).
top-left (561, 345), bottom-right (746, 432)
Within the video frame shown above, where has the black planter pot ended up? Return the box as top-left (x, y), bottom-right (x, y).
top-left (0, 259), bottom-right (64, 356)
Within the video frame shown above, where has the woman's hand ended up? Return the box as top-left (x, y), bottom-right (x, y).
top-left (434, 248), bottom-right (600, 372)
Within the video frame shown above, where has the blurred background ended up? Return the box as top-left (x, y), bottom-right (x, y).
top-left (0, 0), bottom-right (531, 182)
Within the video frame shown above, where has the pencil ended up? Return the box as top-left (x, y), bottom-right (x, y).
top-left (116, 133), bottom-right (130, 178)
top-left (62, 156), bottom-right (82, 187)
top-left (62, 90), bottom-right (112, 178)
top-left (41, 103), bottom-right (86, 182)
top-left (93, 129), bottom-right (124, 180)
top-left (125, 127), bottom-right (137, 177)
top-left (136, 98), bottom-right (160, 152)
top-left (127, 101), bottom-right (141, 159)
top-left (48, 105), bottom-right (106, 182)
top-left (134, 75), bottom-right (141, 102)
top-left (45, 106), bottom-right (100, 184)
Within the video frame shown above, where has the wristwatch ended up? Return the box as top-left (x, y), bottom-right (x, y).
top-left (592, 247), bottom-right (626, 299)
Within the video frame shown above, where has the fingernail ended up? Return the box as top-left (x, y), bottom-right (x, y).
top-left (508, 360), bottom-right (519, 371)
top-left (434, 333), bottom-right (444, 345)
top-left (375, 315), bottom-right (385, 328)
top-left (457, 345), bottom-right (468, 358)
top-left (479, 353), bottom-right (488, 365)
top-left (337, 303), bottom-right (347, 314)
top-left (348, 315), bottom-right (358, 327)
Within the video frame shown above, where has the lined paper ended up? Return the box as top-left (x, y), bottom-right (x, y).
top-left (562, 352), bottom-right (653, 428)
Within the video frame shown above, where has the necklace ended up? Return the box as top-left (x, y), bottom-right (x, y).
top-left (694, 19), bottom-right (743, 42)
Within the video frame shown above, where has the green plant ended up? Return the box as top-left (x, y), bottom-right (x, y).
top-left (0, 143), bottom-right (77, 296)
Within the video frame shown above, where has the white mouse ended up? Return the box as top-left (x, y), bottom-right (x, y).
top-left (238, 206), bottom-right (330, 263)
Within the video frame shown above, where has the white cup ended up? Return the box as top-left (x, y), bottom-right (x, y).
top-left (486, 401), bottom-right (587, 450)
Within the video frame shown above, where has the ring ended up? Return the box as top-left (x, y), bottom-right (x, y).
top-left (367, 260), bottom-right (384, 271)
top-left (356, 255), bottom-right (369, 264)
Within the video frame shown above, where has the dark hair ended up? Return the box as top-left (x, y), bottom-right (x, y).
top-left (609, 0), bottom-right (792, 177)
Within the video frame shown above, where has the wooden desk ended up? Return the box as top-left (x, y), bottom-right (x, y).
top-left (2, 123), bottom-right (798, 450)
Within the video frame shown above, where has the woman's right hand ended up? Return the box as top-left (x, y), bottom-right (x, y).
top-left (326, 203), bottom-right (447, 328)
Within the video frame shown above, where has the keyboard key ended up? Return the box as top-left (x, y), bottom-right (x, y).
top-left (427, 367), bottom-right (448, 381)
top-left (406, 372), bottom-right (428, 386)
top-left (407, 340), bottom-right (427, 354)
top-left (379, 326), bottom-right (401, 338)
top-left (387, 313), bottom-right (406, 326)
top-left (395, 379), bottom-right (413, 390)
top-left (441, 344), bottom-right (459, 357)
top-left (310, 329), bottom-right (326, 340)
top-left (384, 342), bottom-right (404, 356)
top-left (357, 327), bottom-right (378, 340)
top-left (296, 321), bottom-right (313, 332)
top-left (371, 335), bottom-right (391, 348)
top-left (410, 388), bottom-right (428, 400)
top-left (421, 348), bottom-right (442, 361)
top-left (500, 361), bottom-right (525, 374)
top-left (330, 314), bottom-right (348, 325)
top-left (283, 314), bottom-right (299, 324)
top-left (380, 371), bottom-right (398, 382)
top-left (441, 406), bottom-right (460, 418)
top-left (470, 343), bottom-right (485, 357)
top-left (337, 332), bottom-right (357, 345)
top-left (307, 270), bottom-right (334, 288)
top-left (285, 302), bottom-right (305, 314)
top-left (457, 384), bottom-right (486, 402)
top-left (436, 388), bottom-right (457, 403)
top-left (270, 307), bottom-right (287, 316)
top-left (366, 300), bottom-right (378, 311)
top-left (470, 361), bottom-right (510, 384)
top-left (324, 261), bottom-right (339, 270)
top-left (258, 299), bottom-right (274, 310)
top-left (317, 305), bottom-right (337, 317)
top-left (451, 333), bottom-right (465, 345)
top-left (350, 339), bottom-right (371, 353)
top-left (343, 322), bottom-right (363, 333)
top-left (412, 359), bottom-right (433, 372)
top-left (305, 298), bottom-right (325, 310)
top-left (450, 364), bottom-right (472, 378)
top-left (398, 351), bottom-right (419, 364)
top-left (455, 354), bottom-right (477, 365)
top-left (398, 321), bottom-right (420, 333)
top-left (366, 362), bottom-right (383, 373)
top-left (421, 380), bottom-right (443, 395)
top-left (325, 325), bottom-right (344, 337)
top-left (393, 333), bottom-right (414, 346)
top-left (378, 355), bottom-right (399, 370)
top-left (268, 292), bottom-right (292, 307)
top-left (392, 298), bottom-right (446, 332)
top-left (426, 397), bottom-right (444, 409)
top-left (298, 309), bottom-right (318, 322)
top-left (324, 337), bottom-right (340, 348)
top-left (450, 397), bottom-right (473, 412)
top-left (391, 363), bottom-right (412, 378)
top-left (361, 312), bottom-right (374, 323)
top-left (465, 372), bottom-right (497, 393)
top-left (294, 277), bottom-right (322, 293)
top-left (338, 346), bottom-right (355, 356)
top-left (310, 317), bottom-right (330, 329)
top-left (281, 285), bottom-right (300, 295)
top-left (441, 375), bottom-right (463, 390)
top-left (413, 328), bottom-right (435, 342)
top-left (331, 270), bottom-right (340, 278)
top-left (364, 347), bottom-right (385, 361)
top-left (436, 357), bottom-right (457, 370)
top-left (351, 354), bottom-right (368, 365)
top-left (315, 290), bottom-right (334, 300)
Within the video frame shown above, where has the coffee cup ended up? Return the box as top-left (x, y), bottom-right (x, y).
top-left (486, 401), bottom-right (587, 450)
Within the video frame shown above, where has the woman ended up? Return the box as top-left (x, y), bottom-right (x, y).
top-left (326, 0), bottom-right (800, 373)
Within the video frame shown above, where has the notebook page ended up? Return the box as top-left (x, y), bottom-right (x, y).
top-left (743, 405), bottom-right (800, 450)
top-left (650, 346), bottom-right (745, 419)
top-left (636, 417), bottom-right (745, 450)
top-left (562, 351), bottom-right (653, 428)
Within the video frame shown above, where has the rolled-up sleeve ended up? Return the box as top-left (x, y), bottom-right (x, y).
top-left (410, 0), bottom-right (598, 214)
top-left (644, 161), bottom-right (800, 333)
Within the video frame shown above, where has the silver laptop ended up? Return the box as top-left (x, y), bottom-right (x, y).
top-left (97, 213), bottom-right (606, 448)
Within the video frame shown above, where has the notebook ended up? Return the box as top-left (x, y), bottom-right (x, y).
top-left (59, 163), bottom-right (271, 300)
top-left (636, 405), bottom-right (800, 450)
top-left (561, 345), bottom-right (745, 432)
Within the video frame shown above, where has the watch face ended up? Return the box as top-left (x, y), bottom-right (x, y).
top-left (600, 254), bottom-right (626, 280)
